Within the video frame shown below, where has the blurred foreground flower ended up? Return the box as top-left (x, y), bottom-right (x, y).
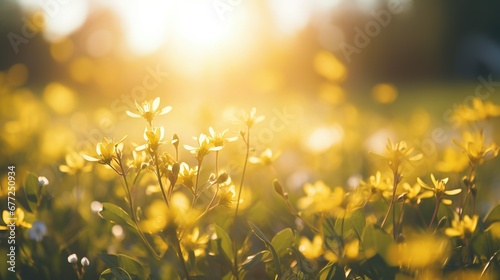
top-left (126, 97), bottom-right (171, 126)
top-left (297, 181), bottom-right (344, 214)
top-left (1, 208), bottom-right (31, 229)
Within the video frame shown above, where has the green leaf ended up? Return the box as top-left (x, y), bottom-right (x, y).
top-left (318, 262), bottom-right (345, 280)
top-left (98, 254), bottom-right (149, 280)
top-left (24, 173), bottom-right (40, 213)
top-left (213, 223), bottom-right (234, 263)
top-left (270, 228), bottom-right (295, 257)
top-left (485, 204), bottom-right (500, 227)
top-left (241, 250), bottom-right (268, 270)
top-left (99, 268), bottom-right (132, 280)
top-left (248, 222), bottom-right (282, 278)
top-left (362, 224), bottom-right (394, 263)
top-left (249, 221), bottom-right (271, 244)
top-left (99, 203), bottom-right (137, 230)
top-left (334, 209), bottom-right (366, 239)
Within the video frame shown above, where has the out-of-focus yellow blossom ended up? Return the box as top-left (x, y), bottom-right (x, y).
top-left (299, 235), bottom-right (324, 260)
top-left (1, 208), bottom-right (31, 230)
top-left (436, 147), bottom-right (469, 173)
top-left (388, 235), bottom-right (449, 269)
top-left (180, 227), bottom-right (209, 260)
top-left (401, 182), bottom-right (433, 205)
top-left (453, 131), bottom-right (499, 165)
top-left (236, 108), bottom-right (265, 129)
top-left (126, 97), bottom-right (171, 126)
top-left (445, 215), bottom-right (478, 239)
top-left (218, 183), bottom-right (237, 208)
top-left (140, 199), bottom-right (169, 234)
top-left (207, 127), bottom-right (237, 149)
top-left (83, 136), bottom-right (126, 165)
top-left (360, 171), bottom-right (393, 200)
top-left (128, 150), bottom-right (148, 170)
top-left (417, 174), bottom-right (461, 206)
top-left (372, 83), bottom-right (398, 104)
top-left (453, 97), bottom-right (500, 125)
top-left (313, 50), bottom-right (347, 82)
top-left (371, 139), bottom-right (423, 174)
top-left (249, 148), bottom-right (280, 166)
top-left (177, 162), bottom-right (198, 193)
top-left (59, 150), bottom-right (92, 175)
top-left (184, 133), bottom-right (221, 162)
top-left (297, 181), bottom-right (344, 214)
top-left (136, 126), bottom-right (166, 153)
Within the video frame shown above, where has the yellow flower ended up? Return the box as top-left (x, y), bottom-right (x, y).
top-left (1, 208), bottom-right (31, 229)
top-left (299, 235), bottom-right (324, 260)
top-left (59, 150), bottom-right (92, 175)
top-left (453, 131), bottom-right (499, 165)
top-left (83, 136), bottom-right (126, 164)
top-left (180, 227), bottom-right (209, 260)
top-left (177, 162), bottom-right (198, 192)
top-left (401, 182), bottom-right (433, 205)
top-left (126, 97), bottom-right (172, 125)
top-left (445, 215), bottom-right (478, 239)
top-left (237, 108), bottom-right (265, 129)
top-left (218, 183), bottom-right (237, 208)
top-left (452, 97), bottom-right (500, 125)
top-left (207, 127), bottom-right (237, 149)
top-left (249, 148), bottom-right (280, 166)
top-left (297, 181), bottom-right (344, 214)
top-left (184, 133), bottom-right (221, 162)
top-left (417, 174), bottom-right (461, 205)
top-left (136, 126), bottom-right (166, 153)
top-left (360, 171), bottom-right (393, 199)
top-left (127, 150), bottom-right (148, 170)
top-left (371, 139), bottom-right (422, 174)
top-left (435, 147), bottom-right (469, 173)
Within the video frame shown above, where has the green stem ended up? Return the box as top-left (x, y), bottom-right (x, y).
top-left (232, 127), bottom-right (250, 279)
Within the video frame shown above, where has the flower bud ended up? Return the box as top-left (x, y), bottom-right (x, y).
top-left (81, 257), bottom-right (90, 266)
top-left (68, 253), bottom-right (78, 264)
top-left (216, 172), bottom-right (229, 184)
top-left (273, 180), bottom-right (285, 197)
top-left (38, 176), bottom-right (49, 187)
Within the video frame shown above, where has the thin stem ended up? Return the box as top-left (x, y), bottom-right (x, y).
top-left (154, 151), bottom-right (170, 208)
top-left (392, 171), bottom-right (400, 241)
top-left (428, 197), bottom-right (439, 230)
top-left (192, 159), bottom-right (203, 206)
top-left (232, 127), bottom-right (251, 279)
top-left (169, 230), bottom-right (191, 280)
top-left (116, 155), bottom-right (161, 259)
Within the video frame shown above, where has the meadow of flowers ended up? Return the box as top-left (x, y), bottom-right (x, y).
top-left (2, 75), bottom-right (500, 280)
